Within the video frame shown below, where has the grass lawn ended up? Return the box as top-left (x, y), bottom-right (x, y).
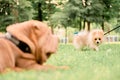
top-left (0, 43), bottom-right (120, 80)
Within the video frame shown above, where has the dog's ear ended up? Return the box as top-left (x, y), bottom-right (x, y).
top-left (6, 20), bottom-right (49, 54)
top-left (33, 23), bottom-right (39, 30)
top-left (6, 22), bottom-right (36, 54)
top-left (32, 21), bottom-right (48, 34)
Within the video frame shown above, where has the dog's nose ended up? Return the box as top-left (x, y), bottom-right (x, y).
top-left (97, 42), bottom-right (99, 44)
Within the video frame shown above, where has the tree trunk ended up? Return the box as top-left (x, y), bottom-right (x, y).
top-left (101, 22), bottom-right (104, 31)
top-left (79, 17), bottom-right (82, 31)
top-left (101, 15), bottom-right (104, 31)
top-left (51, 25), bottom-right (54, 34)
top-left (87, 21), bottom-right (90, 31)
top-left (48, 0), bottom-right (53, 34)
top-left (12, 8), bottom-right (19, 22)
top-left (38, 2), bottom-right (42, 21)
top-left (65, 27), bottom-right (67, 44)
top-left (83, 20), bottom-right (86, 30)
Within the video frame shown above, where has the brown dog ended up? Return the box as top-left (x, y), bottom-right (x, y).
top-left (0, 20), bottom-right (59, 72)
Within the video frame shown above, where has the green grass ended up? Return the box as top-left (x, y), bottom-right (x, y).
top-left (0, 43), bottom-right (120, 80)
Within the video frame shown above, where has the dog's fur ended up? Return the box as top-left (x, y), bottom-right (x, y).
top-left (73, 29), bottom-right (104, 51)
top-left (0, 20), bottom-right (59, 72)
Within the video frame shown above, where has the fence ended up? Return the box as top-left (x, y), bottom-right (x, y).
top-left (105, 35), bottom-right (119, 42)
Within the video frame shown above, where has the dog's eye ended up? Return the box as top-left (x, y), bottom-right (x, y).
top-left (95, 38), bottom-right (97, 40)
top-left (99, 38), bottom-right (101, 40)
top-left (46, 52), bottom-right (51, 58)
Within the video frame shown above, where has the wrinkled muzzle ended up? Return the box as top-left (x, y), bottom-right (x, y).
top-left (37, 34), bottom-right (59, 64)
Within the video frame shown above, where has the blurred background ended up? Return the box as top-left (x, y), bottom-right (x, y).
top-left (0, 0), bottom-right (120, 43)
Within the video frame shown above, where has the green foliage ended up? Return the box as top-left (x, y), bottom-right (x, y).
top-left (0, 43), bottom-right (120, 80)
top-left (0, 0), bottom-right (120, 32)
top-left (29, 0), bottom-right (57, 21)
top-left (0, 0), bottom-right (33, 32)
top-left (50, 0), bottom-right (120, 31)
top-left (0, 16), bottom-right (15, 31)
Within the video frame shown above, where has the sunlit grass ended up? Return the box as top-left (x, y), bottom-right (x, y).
top-left (0, 43), bottom-right (120, 80)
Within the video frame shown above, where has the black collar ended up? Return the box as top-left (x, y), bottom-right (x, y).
top-left (5, 32), bottom-right (31, 53)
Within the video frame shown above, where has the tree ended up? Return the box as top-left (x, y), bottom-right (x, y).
top-left (0, 0), bottom-right (33, 31)
top-left (51, 0), bottom-right (120, 31)
top-left (29, 0), bottom-right (58, 33)
top-left (30, 0), bottom-right (57, 21)
top-left (99, 0), bottom-right (120, 30)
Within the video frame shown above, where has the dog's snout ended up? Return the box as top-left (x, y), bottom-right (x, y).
top-left (97, 41), bottom-right (99, 44)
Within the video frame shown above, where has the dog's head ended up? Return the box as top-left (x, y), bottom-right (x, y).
top-left (6, 20), bottom-right (59, 64)
top-left (90, 29), bottom-right (104, 45)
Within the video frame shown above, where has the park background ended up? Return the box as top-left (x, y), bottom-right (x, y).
top-left (0, 0), bottom-right (120, 43)
top-left (0, 0), bottom-right (120, 80)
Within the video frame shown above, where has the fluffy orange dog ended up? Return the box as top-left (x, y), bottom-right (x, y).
top-left (0, 20), bottom-right (60, 72)
top-left (73, 29), bottom-right (104, 51)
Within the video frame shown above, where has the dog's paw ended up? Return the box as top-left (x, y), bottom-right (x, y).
top-left (94, 47), bottom-right (99, 51)
top-left (59, 66), bottom-right (70, 70)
